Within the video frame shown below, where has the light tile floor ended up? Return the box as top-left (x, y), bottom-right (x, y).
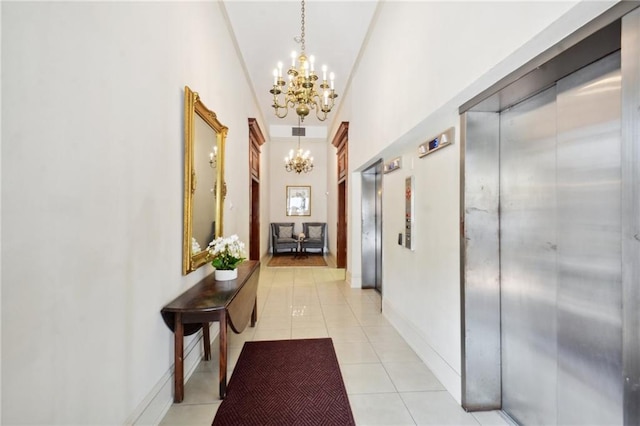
top-left (160, 262), bottom-right (509, 426)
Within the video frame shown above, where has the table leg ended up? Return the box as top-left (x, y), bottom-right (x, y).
top-left (297, 240), bottom-right (308, 259)
top-left (174, 313), bottom-right (184, 403)
top-left (202, 323), bottom-right (211, 361)
top-left (251, 298), bottom-right (257, 327)
top-left (219, 313), bottom-right (228, 399)
top-left (294, 240), bottom-right (300, 259)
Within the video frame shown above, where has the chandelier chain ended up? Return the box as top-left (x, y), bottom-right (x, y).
top-left (300, 0), bottom-right (305, 52)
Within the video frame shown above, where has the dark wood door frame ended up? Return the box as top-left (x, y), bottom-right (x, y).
top-left (248, 118), bottom-right (265, 261)
top-left (332, 122), bottom-right (349, 269)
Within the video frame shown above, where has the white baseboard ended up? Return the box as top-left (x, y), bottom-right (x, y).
top-left (348, 270), bottom-right (361, 288)
top-left (126, 325), bottom-right (220, 425)
top-left (383, 299), bottom-right (462, 404)
top-left (325, 251), bottom-right (336, 267)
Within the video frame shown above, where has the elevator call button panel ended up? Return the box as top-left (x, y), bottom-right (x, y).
top-left (405, 176), bottom-right (414, 250)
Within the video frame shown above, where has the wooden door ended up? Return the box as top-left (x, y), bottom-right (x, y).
top-left (248, 118), bottom-right (265, 261)
top-left (332, 122), bottom-right (349, 269)
top-left (337, 180), bottom-right (347, 268)
top-left (250, 178), bottom-right (260, 260)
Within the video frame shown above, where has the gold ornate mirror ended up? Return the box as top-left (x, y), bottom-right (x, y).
top-left (183, 86), bottom-right (227, 275)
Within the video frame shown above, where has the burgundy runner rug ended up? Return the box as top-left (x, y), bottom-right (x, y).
top-left (212, 338), bottom-right (355, 426)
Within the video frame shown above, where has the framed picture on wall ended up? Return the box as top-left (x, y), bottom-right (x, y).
top-left (286, 186), bottom-right (311, 216)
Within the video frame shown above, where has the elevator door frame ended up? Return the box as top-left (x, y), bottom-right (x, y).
top-left (459, 7), bottom-right (640, 424)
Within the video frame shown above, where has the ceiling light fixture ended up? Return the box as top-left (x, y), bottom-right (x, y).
top-left (270, 0), bottom-right (337, 122)
top-left (285, 118), bottom-right (314, 173)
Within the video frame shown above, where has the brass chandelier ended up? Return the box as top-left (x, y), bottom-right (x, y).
top-left (285, 118), bottom-right (314, 173)
top-left (270, 0), bottom-right (337, 122)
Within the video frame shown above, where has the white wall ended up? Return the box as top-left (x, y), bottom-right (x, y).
top-left (1, 2), bottom-right (4, 421)
top-left (326, 137), bottom-right (339, 257)
top-left (1, 2), bottom-right (260, 424)
top-left (269, 137), bottom-right (328, 243)
top-left (329, 0), bottom-right (619, 402)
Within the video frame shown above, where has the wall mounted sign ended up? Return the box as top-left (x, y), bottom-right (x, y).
top-left (384, 157), bottom-right (402, 174)
top-left (418, 127), bottom-right (455, 158)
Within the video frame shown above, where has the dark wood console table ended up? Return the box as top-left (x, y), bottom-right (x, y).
top-left (161, 260), bottom-right (260, 402)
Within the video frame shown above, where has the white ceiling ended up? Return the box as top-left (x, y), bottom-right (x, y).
top-left (223, 0), bottom-right (379, 139)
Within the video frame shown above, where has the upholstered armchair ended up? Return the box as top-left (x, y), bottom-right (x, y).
top-left (302, 222), bottom-right (326, 254)
top-left (271, 222), bottom-right (298, 255)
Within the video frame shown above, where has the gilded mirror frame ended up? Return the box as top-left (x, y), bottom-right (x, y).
top-left (183, 86), bottom-right (228, 275)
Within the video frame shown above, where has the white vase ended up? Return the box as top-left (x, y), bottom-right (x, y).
top-left (215, 268), bottom-right (238, 281)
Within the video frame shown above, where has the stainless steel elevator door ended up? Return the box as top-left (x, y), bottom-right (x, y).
top-left (555, 52), bottom-right (622, 425)
top-left (500, 52), bottom-right (622, 425)
top-left (362, 160), bottom-right (383, 293)
top-left (500, 85), bottom-right (559, 426)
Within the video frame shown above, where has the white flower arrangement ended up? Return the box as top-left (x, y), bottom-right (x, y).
top-left (191, 237), bottom-right (202, 254)
top-left (207, 234), bottom-right (246, 271)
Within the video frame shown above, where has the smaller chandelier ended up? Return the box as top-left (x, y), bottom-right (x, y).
top-left (270, 0), bottom-right (338, 122)
top-left (285, 120), bottom-right (314, 174)
top-left (285, 147), bottom-right (314, 174)
top-left (208, 145), bottom-right (218, 169)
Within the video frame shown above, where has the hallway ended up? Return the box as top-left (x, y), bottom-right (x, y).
top-left (160, 264), bottom-right (506, 425)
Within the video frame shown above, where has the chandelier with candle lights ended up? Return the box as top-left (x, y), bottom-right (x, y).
top-left (285, 118), bottom-right (314, 173)
top-left (270, 0), bottom-right (337, 122)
